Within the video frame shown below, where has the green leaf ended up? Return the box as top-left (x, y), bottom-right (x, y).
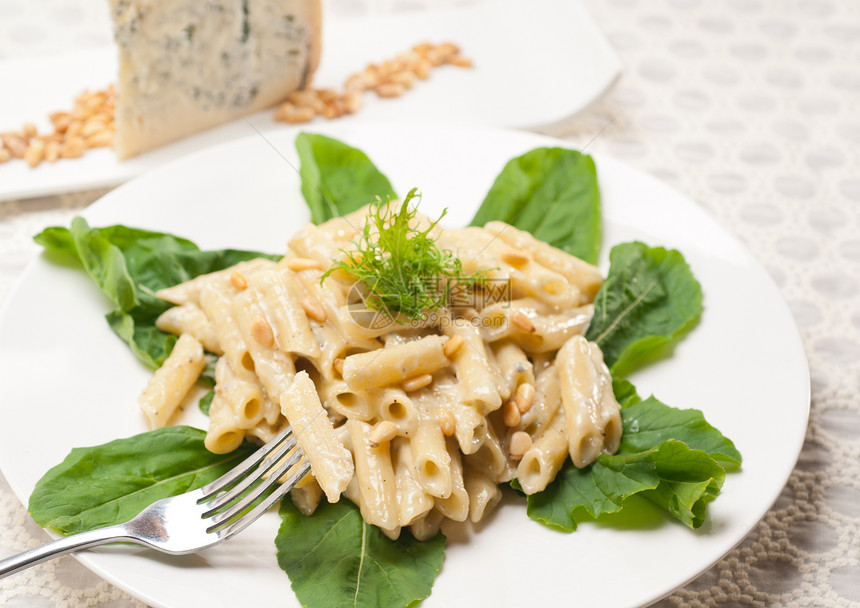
top-left (469, 147), bottom-right (601, 264)
top-left (28, 426), bottom-right (256, 535)
top-left (620, 396), bottom-right (742, 471)
top-left (612, 377), bottom-right (642, 409)
top-left (199, 390), bottom-right (215, 415)
top-left (34, 218), bottom-right (278, 368)
top-left (296, 132), bottom-right (397, 224)
top-left (276, 499), bottom-right (445, 608)
top-left (526, 440), bottom-right (725, 532)
top-left (585, 242), bottom-right (703, 376)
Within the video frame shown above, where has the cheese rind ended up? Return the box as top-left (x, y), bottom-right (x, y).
top-left (109, 0), bottom-right (322, 159)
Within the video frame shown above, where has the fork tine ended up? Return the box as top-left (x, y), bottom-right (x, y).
top-left (209, 460), bottom-right (312, 538)
top-left (205, 447), bottom-right (305, 526)
top-left (201, 433), bottom-right (299, 515)
top-left (199, 424), bottom-right (296, 501)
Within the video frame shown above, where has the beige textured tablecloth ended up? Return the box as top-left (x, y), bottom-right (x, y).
top-left (2, 0), bottom-right (859, 606)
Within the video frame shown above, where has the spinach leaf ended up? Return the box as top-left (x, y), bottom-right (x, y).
top-left (34, 217), bottom-right (278, 368)
top-left (620, 396), bottom-right (742, 471)
top-left (525, 440), bottom-right (724, 532)
top-left (523, 388), bottom-right (738, 531)
top-left (612, 377), bottom-right (642, 408)
top-left (469, 147), bottom-right (601, 264)
top-left (276, 499), bottom-right (445, 608)
top-left (585, 241), bottom-right (703, 376)
top-left (296, 132), bottom-right (397, 225)
top-left (28, 426), bottom-right (256, 535)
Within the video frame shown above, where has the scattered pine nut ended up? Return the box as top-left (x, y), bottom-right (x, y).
top-left (24, 140), bottom-right (45, 168)
top-left (511, 310), bottom-right (536, 333)
top-left (437, 408), bottom-right (456, 437)
top-left (402, 373), bottom-right (433, 392)
top-left (333, 357), bottom-right (345, 377)
top-left (230, 271), bottom-right (248, 291)
top-left (443, 335), bottom-right (465, 358)
top-left (60, 137), bottom-right (85, 159)
top-left (515, 383), bottom-right (536, 414)
top-left (45, 141), bottom-right (60, 163)
top-left (503, 400), bottom-right (521, 427)
top-left (0, 148), bottom-right (10, 163)
top-left (376, 82), bottom-right (406, 98)
top-left (301, 297), bottom-right (327, 323)
top-left (502, 249), bottom-right (530, 267)
top-left (286, 257), bottom-right (324, 272)
top-left (509, 431), bottom-right (532, 460)
top-left (369, 420), bottom-right (398, 447)
top-left (250, 317), bottom-right (275, 349)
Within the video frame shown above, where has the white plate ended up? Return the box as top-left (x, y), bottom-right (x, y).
top-left (0, 0), bottom-right (621, 202)
top-left (0, 124), bottom-right (809, 608)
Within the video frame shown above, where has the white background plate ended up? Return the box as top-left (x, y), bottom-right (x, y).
top-left (0, 0), bottom-right (621, 202)
top-left (0, 124), bottom-right (808, 608)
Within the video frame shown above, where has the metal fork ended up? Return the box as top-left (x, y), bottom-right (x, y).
top-left (0, 424), bottom-right (309, 579)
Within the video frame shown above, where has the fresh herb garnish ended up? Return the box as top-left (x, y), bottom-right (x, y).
top-left (323, 189), bottom-right (485, 322)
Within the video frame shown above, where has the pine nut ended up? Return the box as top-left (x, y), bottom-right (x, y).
top-left (344, 89), bottom-right (363, 114)
top-left (3, 135), bottom-right (27, 158)
top-left (24, 140), bottom-right (45, 168)
top-left (376, 83), bottom-right (406, 98)
top-left (511, 310), bottom-right (536, 333)
top-left (60, 137), bottom-right (85, 159)
top-left (449, 56), bottom-right (473, 68)
top-left (369, 420), bottom-right (398, 447)
top-left (414, 59), bottom-right (431, 80)
top-left (503, 400), bottom-right (521, 427)
top-left (66, 120), bottom-right (84, 138)
top-left (515, 383), bottom-right (536, 414)
top-left (0, 148), bottom-right (10, 163)
top-left (333, 357), bottom-right (345, 377)
top-left (286, 257), bottom-right (323, 272)
top-left (402, 373), bottom-right (433, 392)
top-left (250, 317), bottom-right (275, 349)
top-left (509, 431), bottom-right (532, 460)
top-left (22, 122), bottom-right (38, 138)
top-left (86, 131), bottom-right (113, 148)
top-left (288, 90), bottom-right (326, 114)
top-left (273, 103), bottom-right (315, 124)
top-left (389, 70), bottom-right (415, 89)
top-left (443, 335), bottom-right (465, 358)
top-left (45, 141), bottom-right (60, 163)
top-left (437, 408), bottom-right (456, 437)
top-left (502, 249), bottom-right (530, 267)
top-left (301, 297), bottom-right (327, 323)
top-left (230, 271), bottom-right (247, 290)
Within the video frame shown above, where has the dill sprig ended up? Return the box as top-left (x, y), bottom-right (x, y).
top-left (323, 189), bottom-right (482, 322)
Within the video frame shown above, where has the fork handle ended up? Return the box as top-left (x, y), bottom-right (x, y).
top-left (0, 525), bottom-right (130, 579)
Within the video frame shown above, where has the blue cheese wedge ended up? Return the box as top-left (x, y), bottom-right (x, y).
top-left (108, 0), bottom-right (322, 159)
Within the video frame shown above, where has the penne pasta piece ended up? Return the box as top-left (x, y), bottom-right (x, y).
top-left (213, 356), bottom-right (265, 430)
top-left (347, 418), bottom-right (400, 534)
top-left (479, 298), bottom-right (593, 353)
top-left (443, 317), bottom-right (507, 414)
top-left (281, 371), bottom-right (354, 503)
top-left (156, 258), bottom-right (274, 306)
top-left (138, 333), bottom-right (205, 429)
top-left (483, 221), bottom-right (604, 303)
top-left (464, 466), bottom-right (503, 523)
top-left (390, 437), bottom-right (434, 526)
top-left (156, 303), bottom-right (222, 354)
top-left (434, 438), bottom-right (469, 522)
top-left (342, 335), bottom-right (449, 390)
top-left (248, 269), bottom-right (320, 359)
top-left (556, 336), bottom-right (622, 468)
top-left (516, 409), bottom-right (569, 494)
top-left (205, 391), bottom-right (244, 455)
